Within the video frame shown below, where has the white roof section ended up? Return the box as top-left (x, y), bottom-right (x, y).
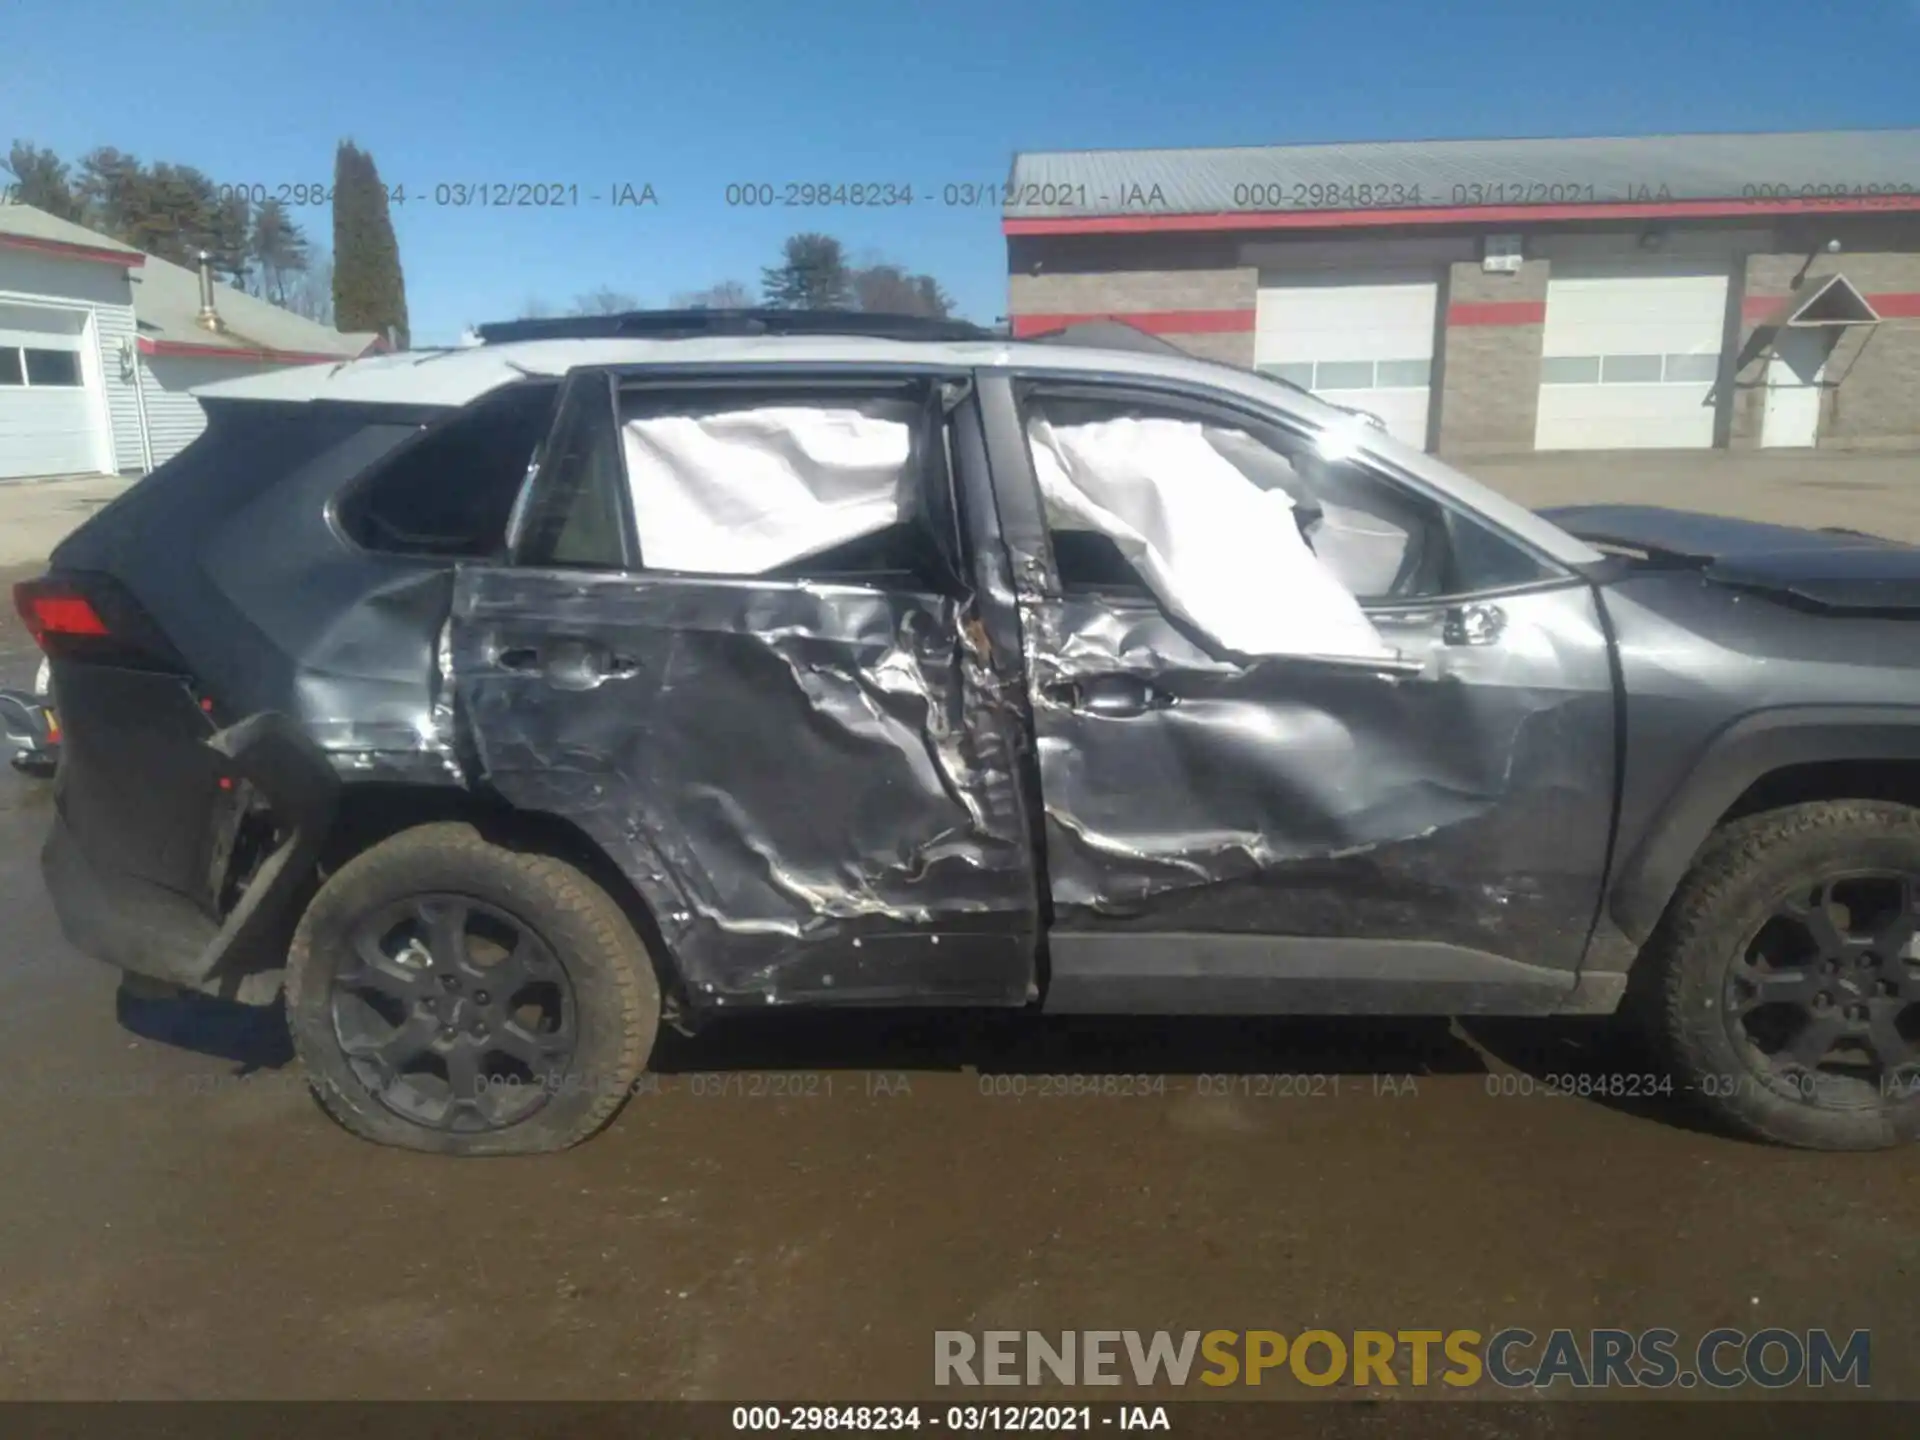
top-left (131, 249), bottom-right (378, 359)
top-left (0, 202), bottom-right (144, 257)
top-left (192, 334), bottom-right (1603, 569)
top-left (0, 202), bottom-right (375, 357)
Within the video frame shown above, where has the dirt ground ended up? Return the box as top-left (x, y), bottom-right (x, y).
top-left (0, 454), bottom-right (1916, 1404)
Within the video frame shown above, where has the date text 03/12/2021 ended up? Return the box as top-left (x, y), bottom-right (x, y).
top-left (731, 1406), bottom-right (1172, 1432)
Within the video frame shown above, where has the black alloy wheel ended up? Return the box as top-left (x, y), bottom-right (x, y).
top-left (1726, 871), bottom-right (1920, 1107)
top-left (332, 893), bottom-right (579, 1132)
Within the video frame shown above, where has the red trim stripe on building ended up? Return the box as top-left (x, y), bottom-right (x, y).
top-left (1010, 309), bottom-right (1255, 338)
top-left (1741, 291), bottom-right (1920, 323)
top-left (0, 233), bottom-right (146, 268)
top-left (137, 336), bottom-right (363, 365)
top-left (1447, 300), bottom-right (1547, 327)
top-left (1003, 195), bottom-right (1920, 238)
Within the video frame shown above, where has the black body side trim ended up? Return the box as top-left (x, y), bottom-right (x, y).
top-left (1041, 933), bottom-right (1606, 1016)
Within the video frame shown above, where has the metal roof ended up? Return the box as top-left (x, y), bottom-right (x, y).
top-left (0, 203), bottom-right (374, 358)
top-left (131, 249), bottom-right (378, 360)
top-left (1006, 129), bottom-right (1920, 218)
top-left (0, 201), bottom-right (144, 257)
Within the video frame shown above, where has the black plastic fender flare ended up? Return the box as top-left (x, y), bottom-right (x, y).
top-left (1606, 705), bottom-right (1920, 947)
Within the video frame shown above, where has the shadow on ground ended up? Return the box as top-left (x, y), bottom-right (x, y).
top-left (111, 976), bottom-right (1732, 1135)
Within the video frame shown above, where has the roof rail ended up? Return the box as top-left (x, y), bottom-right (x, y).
top-left (474, 308), bottom-right (996, 345)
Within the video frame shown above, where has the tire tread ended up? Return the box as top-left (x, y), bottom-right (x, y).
top-left (285, 821), bottom-right (658, 1155)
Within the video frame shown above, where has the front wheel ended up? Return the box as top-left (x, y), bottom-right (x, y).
top-left (285, 822), bottom-right (661, 1155)
top-left (1646, 801), bottom-right (1920, 1150)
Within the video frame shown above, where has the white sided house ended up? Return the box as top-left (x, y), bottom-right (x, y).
top-left (0, 202), bottom-right (379, 480)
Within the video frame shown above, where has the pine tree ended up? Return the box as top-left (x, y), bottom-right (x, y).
top-left (250, 199), bottom-right (311, 303)
top-left (4, 142), bottom-right (81, 220)
top-left (75, 147), bottom-right (147, 243)
top-left (760, 233), bottom-right (851, 310)
top-left (333, 140), bottom-right (410, 347)
top-left (207, 186), bottom-right (253, 288)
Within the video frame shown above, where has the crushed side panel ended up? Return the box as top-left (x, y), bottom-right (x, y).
top-left (1020, 588), bottom-right (1619, 975)
top-left (449, 567), bottom-right (1038, 1006)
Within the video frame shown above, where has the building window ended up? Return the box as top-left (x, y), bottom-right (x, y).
top-left (0, 346), bottom-right (83, 387)
top-left (1663, 353), bottom-right (1720, 383)
top-left (1540, 352), bottom-right (1721, 385)
top-left (1539, 356), bottom-right (1600, 385)
top-left (1256, 359), bottom-right (1432, 391)
top-left (22, 348), bottom-right (82, 387)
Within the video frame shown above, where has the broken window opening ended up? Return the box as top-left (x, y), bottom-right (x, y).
top-left (1020, 392), bottom-right (1556, 658)
top-left (521, 381), bottom-right (969, 594)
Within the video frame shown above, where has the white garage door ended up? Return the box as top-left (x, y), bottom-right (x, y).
top-left (0, 303), bottom-right (103, 480)
top-left (1255, 274), bottom-right (1438, 449)
top-left (1534, 264), bottom-right (1729, 451)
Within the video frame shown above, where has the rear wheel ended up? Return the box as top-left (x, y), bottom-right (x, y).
top-left (286, 822), bottom-right (660, 1155)
top-left (1647, 801), bottom-right (1920, 1150)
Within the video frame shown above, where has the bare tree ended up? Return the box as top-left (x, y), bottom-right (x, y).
top-left (518, 296), bottom-right (556, 319)
top-left (250, 198), bottom-right (311, 305)
top-left (673, 279), bottom-right (755, 310)
top-left (849, 258), bottom-right (954, 318)
top-left (570, 287), bottom-right (640, 315)
top-left (282, 253), bottom-right (336, 326)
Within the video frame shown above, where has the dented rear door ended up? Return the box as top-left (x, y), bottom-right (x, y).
top-left (448, 367), bottom-right (1041, 1009)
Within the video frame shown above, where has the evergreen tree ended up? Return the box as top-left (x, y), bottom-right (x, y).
top-left (75, 147), bottom-right (147, 242)
top-left (4, 142), bottom-right (81, 220)
top-left (760, 233), bottom-right (851, 310)
top-left (333, 140), bottom-right (410, 347)
top-left (250, 199), bottom-right (311, 303)
top-left (207, 186), bottom-right (253, 288)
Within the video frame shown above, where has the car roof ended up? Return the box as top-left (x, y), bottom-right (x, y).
top-left (190, 333), bottom-right (1305, 407)
top-left (192, 334), bottom-right (1602, 569)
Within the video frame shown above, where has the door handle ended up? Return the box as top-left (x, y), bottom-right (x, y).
top-left (1443, 603), bottom-right (1506, 647)
top-left (496, 645), bottom-right (542, 673)
top-left (1043, 677), bottom-right (1175, 718)
top-left (493, 638), bottom-right (640, 688)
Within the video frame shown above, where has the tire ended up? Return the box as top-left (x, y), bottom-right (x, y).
top-left (1645, 800), bottom-right (1920, 1151)
top-left (285, 822), bottom-right (661, 1155)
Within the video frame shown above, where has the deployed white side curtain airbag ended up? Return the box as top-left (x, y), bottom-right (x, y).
top-left (1026, 415), bottom-right (1390, 658)
top-left (621, 405), bottom-right (911, 574)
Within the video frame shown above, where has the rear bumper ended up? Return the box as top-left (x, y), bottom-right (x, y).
top-left (44, 711), bottom-right (341, 993)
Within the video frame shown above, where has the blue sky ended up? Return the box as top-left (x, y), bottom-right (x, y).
top-left (7, 0), bottom-right (1919, 344)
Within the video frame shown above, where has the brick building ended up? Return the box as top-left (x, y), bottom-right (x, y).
top-left (1003, 129), bottom-right (1920, 455)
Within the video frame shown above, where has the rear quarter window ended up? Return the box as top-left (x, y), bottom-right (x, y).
top-left (335, 382), bottom-right (559, 558)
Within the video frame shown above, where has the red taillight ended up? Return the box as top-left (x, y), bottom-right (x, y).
top-left (14, 581), bottom-right (110, 647)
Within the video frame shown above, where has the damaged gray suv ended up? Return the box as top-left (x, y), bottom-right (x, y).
top-left (18, 309), bottom-right (1920, 1154)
